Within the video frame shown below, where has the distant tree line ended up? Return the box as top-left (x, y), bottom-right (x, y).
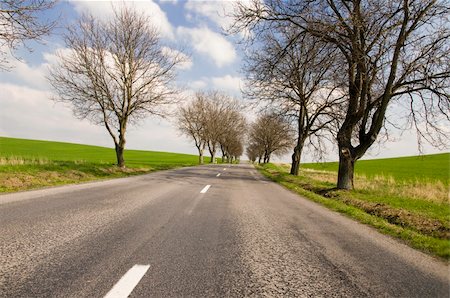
top-left (246, 113), bottom-right (293, 164)
top-left (178, 91), bottom-right (246, 164)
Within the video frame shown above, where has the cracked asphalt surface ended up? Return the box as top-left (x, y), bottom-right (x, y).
top-left (0, 163), bottom-right (448, 297)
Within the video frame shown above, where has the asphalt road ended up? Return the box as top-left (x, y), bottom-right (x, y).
top-left (0, 163), bottom-right (448, 297)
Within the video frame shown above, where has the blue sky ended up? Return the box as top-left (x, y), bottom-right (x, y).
top-left (0, 0), bottom-right (446, 162)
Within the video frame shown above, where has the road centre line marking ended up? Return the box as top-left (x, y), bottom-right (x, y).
top-left (223, 168), bottom-right (226, 171)
top-left (104, 264), bottom-right (150, 298)
top-left (216, 173), bottom-right (221, 177)
top-left (200, 185), bottom-right (211, 193)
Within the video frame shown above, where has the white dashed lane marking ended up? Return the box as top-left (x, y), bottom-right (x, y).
top-left (104, 264), bottom-right (150, 298)
top-left (200, 185), bottom-right (211, 193)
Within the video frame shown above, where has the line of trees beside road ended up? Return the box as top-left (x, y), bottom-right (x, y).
top-left (3, 1), bottom-right (448, 183)
top-left (242, 25), bottom-right (345, 175)
top-left (246, 113), bottom-right (294, 164)
top-left (178, 90), bottom-right (247, 164)
top-left (2, 2), bottom-right (250, 168)
top-left (231, 0), bottom-right (450, 189)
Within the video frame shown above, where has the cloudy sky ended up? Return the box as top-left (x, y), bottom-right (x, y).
top-left (0, 0), bottom-right (446, 162)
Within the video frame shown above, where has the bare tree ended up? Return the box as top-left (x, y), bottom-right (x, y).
top-left (0, 0), bottom-right (57, 70)
top-left (248, 113), bottom-right (294, 163)
top-left (217, 99), bottom-right (247, 163)
top-left (232, 0), bottom-right (450, 189)
top-left (219, 110), bottom-right (247, 163)
top-left (243, 23), bottom-right (344, 175)
top-left (225, 135), bottom-right (244, 163)
top-left (246, 145), bottom-right (258, 163)
top-left (178, 93), bottom-right (208, 164)
top-left (203, 91), bottom-right (241, 163)
top-left (49, 6), bottom-right (185, 167)
top-left (246, 141), bottom-right (265, 163)
top-left (178, 90), bottom-right (247, 164)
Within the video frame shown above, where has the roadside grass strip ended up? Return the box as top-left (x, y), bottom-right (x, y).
top-left (104, 265), bottom-right (150, 298)
top-left (0, 137), bottom-right (200, 193)
top-left (256, 163), bottom-right (450, 260)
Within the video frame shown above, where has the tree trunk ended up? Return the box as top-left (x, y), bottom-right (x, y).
top-left (263, 151), bottom-right (269, 163)
top-left (291, 111), bottom-right (306, 175)
top-left (209, 150), bottom-right (215, 163)
top-left (290, 147), bottom-right (302, 175)
top-left (337, 145), bottom-right (355, 190)
top-left (114, 128), bottom-right (126, 167)
top-left (290, 136), bottom-right (306, 175)
top-left (199, 149), bottom-right (204, 164)
top-left (208, 142), bottom-right (216, 163)
top-left (258, 156), bottom-right (261, 164)
top-left (195, 143), bottom-right (204, 165)
top-left (115, 143), bottom-right (125, 168)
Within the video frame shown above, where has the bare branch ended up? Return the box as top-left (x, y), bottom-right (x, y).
top-left (0, 0), bottom-right (57, 70)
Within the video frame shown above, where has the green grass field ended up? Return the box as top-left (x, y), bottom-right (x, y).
top-left (302, 153), bottom-right (449, 185)
top-left (257, 153), bottom-right (450, 260)
top-left (0, 136), bottom-right (200, 192)
top-left (0, 136), bottom-right (199, 166)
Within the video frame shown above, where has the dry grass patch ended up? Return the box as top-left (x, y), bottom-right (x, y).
top-left (0, 156), bottom-right (52, 166)
top-left (1, 174), bottom-right (35, 190)
top-left (301, 167), bottom-right (448, 204)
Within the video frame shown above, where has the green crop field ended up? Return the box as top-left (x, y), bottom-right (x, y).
top-left (302, 153), bottom-right (450, 185)
top-left (0, 136), bottom-right (200, 192)
top-left (0, 136), bottom-right (199, 167)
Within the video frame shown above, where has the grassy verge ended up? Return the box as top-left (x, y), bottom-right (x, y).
top-left (302, 153), bottom-right (449, 185)
top-left (0, 137), bottom-right (201, 193)
top-left (257, 163), bottom-right (450, 260)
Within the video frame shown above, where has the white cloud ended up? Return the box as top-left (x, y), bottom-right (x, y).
top-left (0, 83), bottom-right (111, 146)
top-left (126, 117), bottom-right (196, 154)
top-left (176, 26), bottom-right (236, 67)
top-left (211, 74), bottom-right (243, 94)
top-left (184, 0), bottom-right (236, 29)
top-left (183, 75), bottom-right (243, 96)
top-left (158, 0), bottom-right (178, 4)
top-left (70, 0), bottom-right (175, 39)
top-left (161, 47), bottom-right (193, 70)
top-left (0, 55), bottom-right (51, 91)
top-left (184, 0), bottom-right (254, 38)
top-left (190, 79), bottom-right (207, 89)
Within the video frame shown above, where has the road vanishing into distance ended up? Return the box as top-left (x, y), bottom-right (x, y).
top-left (0, 164), bottom-right (448, 297)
